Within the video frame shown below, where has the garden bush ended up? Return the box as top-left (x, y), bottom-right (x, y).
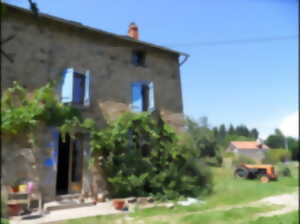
top-left (263, 149), bottom-right (291, 164)
top-left (232, 155), bottom-right (257, 167)
top-left (223, 151), bottom-right (235, 158)
top-left (90, 112), bottom-right (213, 199)
top-left (202, 155), bottom-right (223, 167)
top-left (279, 167), bottom-right (291, 177)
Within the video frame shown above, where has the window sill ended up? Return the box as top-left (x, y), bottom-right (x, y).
top-left (62, 102), bottom-right (90, 110)
top-left (71, 104), bottom-right (90, 110)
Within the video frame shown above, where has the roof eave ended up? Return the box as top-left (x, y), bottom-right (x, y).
top-left (3, 3), bottom-right (189, 57)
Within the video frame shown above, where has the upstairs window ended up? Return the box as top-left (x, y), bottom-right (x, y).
top-left (73, 73), bottom-right (85, 105)
top-left (61, 68), bottom-right (91, 106)
top-left (131, 81), bottom-right (155, 112)
top-left (132, 51), bottom-right (145, 66)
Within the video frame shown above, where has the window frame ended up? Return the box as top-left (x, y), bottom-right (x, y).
top-left (132, 50), bottom-right (146, 67)
top-left (131, 81), bottom-right (155, 113)
top-left (60, 68), bottom-right (91, 108)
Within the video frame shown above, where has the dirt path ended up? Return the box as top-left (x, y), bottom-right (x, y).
top-left (253, 191), bottom-right (298, 217)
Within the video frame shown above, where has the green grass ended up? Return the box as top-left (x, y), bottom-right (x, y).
top-left (54, 214), bottom-right (124, 224)
top-left (130, 163), bottom-right (298, 217)
top-left (180, 206), bottom-right (279, 224)
top-left (0, 218), bottom-right (9, 224)
top-left (247, 211), bottom-right (299, 224)
top-left (51, 162), bottom-right (299, 224)
top-left (199, 164), bottom-right (298, 209)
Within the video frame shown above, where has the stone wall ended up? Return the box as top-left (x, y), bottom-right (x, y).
top-left (1, 7), bottom-right (183, 130)
top-left (1, 126), bottom-right (59, 201)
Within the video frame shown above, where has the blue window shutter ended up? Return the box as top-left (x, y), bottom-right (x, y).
top-left (61, 68), bottom-right (74, 103)
top-left (148, 82), bottom-right (155, 112)
top-left (131, 83), bottom-right (143, 112)
top-left (84, 70), bottom-right (91, 106)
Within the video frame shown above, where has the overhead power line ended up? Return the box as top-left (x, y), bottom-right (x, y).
top-left (163, 35), bottom-right (298, 47)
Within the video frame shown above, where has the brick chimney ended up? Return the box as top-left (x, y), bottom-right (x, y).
top-left (128, 22), bottom-right (139, 40)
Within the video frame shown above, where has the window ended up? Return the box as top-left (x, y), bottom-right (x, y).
top-left (73, 73), bottom-right (85, 105)
top-left (132, 51), bottom-right (145, 66)
top-left (61, 68), bottom-right (91, 106)
top-left (131, 81), bottom-right (155, 112)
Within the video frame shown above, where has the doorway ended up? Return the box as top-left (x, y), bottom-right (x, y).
top-left (56, 133), bottom-right (83, 195)
top-left (56, 134), bottom-right (71, 195)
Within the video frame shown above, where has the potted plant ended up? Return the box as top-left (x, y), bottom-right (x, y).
top-left (112, 199), bottom-right (125, 210)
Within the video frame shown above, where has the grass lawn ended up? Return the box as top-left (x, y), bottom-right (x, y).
top-left (51, 162), bottom-right (299, 224)
top-left (247, 211), bottom-right (299, 224)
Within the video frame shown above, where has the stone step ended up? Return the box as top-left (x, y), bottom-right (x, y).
top-left (44, 198), bottom-right (95, 212)
top-left (56, 193), bottom-right (82, 201)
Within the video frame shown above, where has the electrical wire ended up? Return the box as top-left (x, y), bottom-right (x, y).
top-left (163, 35), bottom-right (298, 47)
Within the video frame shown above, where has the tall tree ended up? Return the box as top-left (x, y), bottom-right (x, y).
top-left (250, 128), bottom-right (259, 139)
top-left (218, 124), bottom-right (226, 140)
top-left (228, 124), bottom-right (235, 135)
top-left (287, 137), bottom-right (299, 161)
top-left (185, 117), bottom-right (219, 158)
top-left (265, 129), bottom-right (285, 149)
top-left (212, 127), bottom-right (218, 138)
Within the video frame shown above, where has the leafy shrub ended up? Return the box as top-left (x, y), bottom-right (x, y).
top-left (223, 151), bottom-right (235, 158)
top-left (203, 155), bottom-right (223, 167)
top-left (263, 149), bottom-right (291, 164)
top-left (91, 112), bottom-right (213, 199)
top-left (279, 167), bottom-right (292, 177)
top-left (232, 155), bottom-right (257, 167)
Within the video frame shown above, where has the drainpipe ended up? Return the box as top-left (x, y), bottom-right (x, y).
top-left (179, 53), bottom-right (190, 66)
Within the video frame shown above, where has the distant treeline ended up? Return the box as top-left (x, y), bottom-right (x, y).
top-left (212, 124), bottom-right (259, 141)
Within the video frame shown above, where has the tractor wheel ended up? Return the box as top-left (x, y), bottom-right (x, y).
top-left (234, 167), bottom-right (249, 179)
top-left (260, 175), bottom-right (270, 183)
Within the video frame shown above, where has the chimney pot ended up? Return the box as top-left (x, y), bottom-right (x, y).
top-left (128, 22), bottom-right (139, 40)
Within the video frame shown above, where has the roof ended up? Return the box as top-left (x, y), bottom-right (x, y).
top-left (3, 3), bottom-right (189, 59)
top-left (230, 141), bottom-right (270, 150)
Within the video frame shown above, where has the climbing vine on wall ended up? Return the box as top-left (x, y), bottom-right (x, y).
top-left (1, 81), bottom-right (81, 143)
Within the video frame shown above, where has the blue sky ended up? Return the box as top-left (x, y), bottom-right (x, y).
top-left (7, 0), bottom-right (298, 138)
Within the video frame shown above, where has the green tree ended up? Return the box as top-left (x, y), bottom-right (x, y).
top-left (228, 124), bottom-right (235, 135)
top-left (91, 113), bottom-right (213, 199)
top-left (235, 125), bottom-right (250, 137)
top-left (212, 127), bottom-right (218, 138)
top-left (287, 137), bottom-right (299, 161)
top-left (186, 118), bottom-right (220, 158)
top-left (266, 129), bottom-right (285, 149)
top-left (218, 124), bottom-right (227, 140)
top-left (250, 128), bottom-right (259, 139)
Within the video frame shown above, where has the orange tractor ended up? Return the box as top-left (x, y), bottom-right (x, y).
top-left (234, 164), bottom-right (278, 183)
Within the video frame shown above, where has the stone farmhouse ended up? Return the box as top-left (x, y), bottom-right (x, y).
top-left (1, 3), bottom-right (189, 205)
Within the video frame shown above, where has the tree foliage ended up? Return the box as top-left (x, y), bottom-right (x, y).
top-left (185, 117), bottom-right (222, 166)
top-left (265, 129), bottom-right (285, 149)
top-left (213, 124), bottom-right (258, 146)
top-left (262, 148), bottom-right (291, 164)
top-left (90, 113), bottom-right (213, 199)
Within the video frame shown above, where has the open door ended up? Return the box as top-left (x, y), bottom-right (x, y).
top-left (56, 133), bottom-right (83, 195)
